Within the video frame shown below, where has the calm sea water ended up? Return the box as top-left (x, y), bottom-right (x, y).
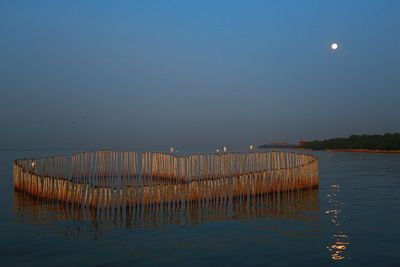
top-left (1, 150), bottom-right (399, 266)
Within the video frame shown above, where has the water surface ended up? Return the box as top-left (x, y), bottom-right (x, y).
top-left (1, 150), bottom-right (399, 266)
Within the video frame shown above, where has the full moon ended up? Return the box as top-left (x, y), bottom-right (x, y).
top-left (331, 43), bottom-right (338, 50)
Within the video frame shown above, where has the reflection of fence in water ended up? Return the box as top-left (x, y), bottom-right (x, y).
top-left (13, 151), bottom-right (319, 208)
top-left (14, 188), bottom-right (319, 231)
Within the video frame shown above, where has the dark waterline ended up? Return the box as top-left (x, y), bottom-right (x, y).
top-left (1, 149), bottom-right (400, 266)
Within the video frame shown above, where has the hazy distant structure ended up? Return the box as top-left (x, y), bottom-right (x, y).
top-left (259, 142), bottom-right (290, 148)
top-left (14, 150), bottom-right (319, 208)
top-left (298, 140), bottom-right (311, 146)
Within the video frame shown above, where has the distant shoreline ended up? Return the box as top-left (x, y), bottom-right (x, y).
top-left (292, 148), bottom-right (400, 154)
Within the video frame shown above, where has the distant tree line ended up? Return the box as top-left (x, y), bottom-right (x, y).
top-left (301, 133), bottom-right (400, 150)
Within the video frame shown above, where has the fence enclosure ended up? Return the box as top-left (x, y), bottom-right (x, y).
top-left (13, 151), bottom-right (319, 208)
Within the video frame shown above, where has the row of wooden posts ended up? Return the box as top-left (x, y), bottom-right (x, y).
top-left (13, 151), bottom-right (319, 208)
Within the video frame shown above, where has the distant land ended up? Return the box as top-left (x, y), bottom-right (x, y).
top-left (259, 133), bottom-right (400, 152)
top-left (300, 133), bottom-right (400, 151)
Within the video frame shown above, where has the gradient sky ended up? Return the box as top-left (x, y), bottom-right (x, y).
top-left (1, 0), bottom-right (399, 151)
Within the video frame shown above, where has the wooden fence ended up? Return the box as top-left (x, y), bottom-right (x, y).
top-left (13, 151), bottom-right (319, 208)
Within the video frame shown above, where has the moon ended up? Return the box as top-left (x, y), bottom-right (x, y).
top-left (331, 43), bottom-right (338, 50)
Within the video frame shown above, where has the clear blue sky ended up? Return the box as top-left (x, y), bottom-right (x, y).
top-left (1, 0), bottom-right (399, 150)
